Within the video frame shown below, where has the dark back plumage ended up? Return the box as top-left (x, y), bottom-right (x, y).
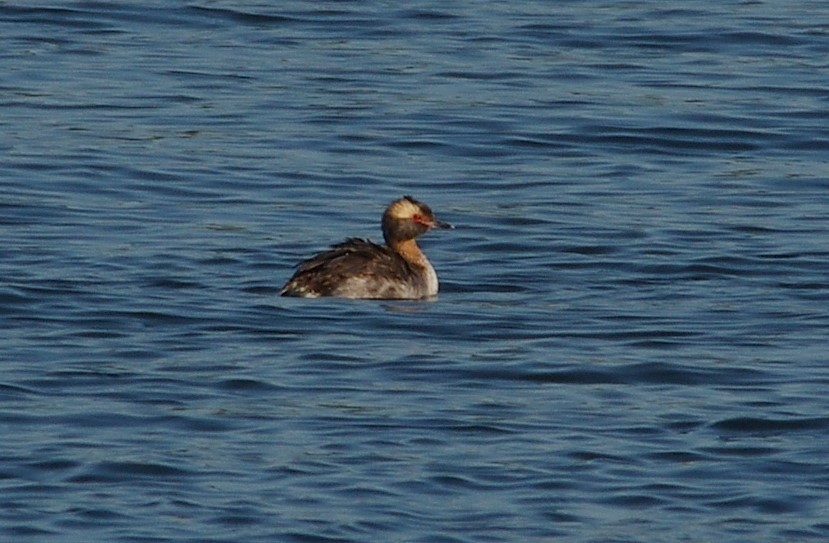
top-left (281, 238), bottom-right (420, 298)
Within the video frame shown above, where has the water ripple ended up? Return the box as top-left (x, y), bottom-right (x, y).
top-left (3, 1), bottom-right (829, 542)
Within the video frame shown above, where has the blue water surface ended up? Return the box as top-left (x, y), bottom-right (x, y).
top-left (2, 2), bottom-right (829, 542)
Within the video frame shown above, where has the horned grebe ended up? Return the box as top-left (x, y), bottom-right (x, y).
top-left (281, 196), bottom-right (452, 299)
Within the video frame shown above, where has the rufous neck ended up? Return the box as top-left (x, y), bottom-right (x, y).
top-left (389, 238), bottom-right (427, 266)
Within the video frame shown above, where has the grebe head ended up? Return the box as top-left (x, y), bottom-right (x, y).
top-left (381, 195), bottom-right (452, 245)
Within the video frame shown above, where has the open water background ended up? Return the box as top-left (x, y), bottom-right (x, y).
top-left (2, 2), bottom-right (829, 542)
